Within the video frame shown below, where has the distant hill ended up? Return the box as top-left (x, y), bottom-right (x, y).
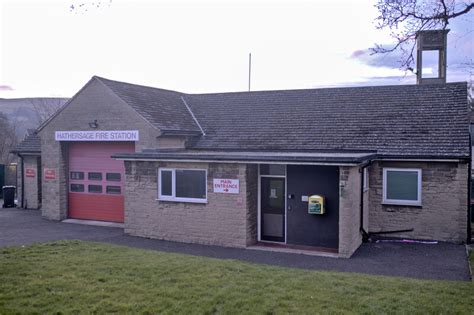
top-left (0, 98), bottom-right (69, 138)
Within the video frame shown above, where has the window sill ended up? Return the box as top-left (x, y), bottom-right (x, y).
top-left (156, 198), bottom-right (208, 204)
top-left (382, 200), bottom-right (422, 207)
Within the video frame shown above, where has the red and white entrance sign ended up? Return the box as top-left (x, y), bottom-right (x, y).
top-left (213, 178), bottom-right (239, 194)
top-left (25, 168), bottom-right (35, 178)
top-left (44, 168), bottom-right (57, 180)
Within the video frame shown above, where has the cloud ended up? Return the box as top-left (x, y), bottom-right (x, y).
top-left (350, 47), bottom-right (405, 69)
top-left (350, 50), bottom-right (366, 59)
top-left (350, 16), bottom-right (474, 74)
top-left (0, 85), bottom-right (14, 91)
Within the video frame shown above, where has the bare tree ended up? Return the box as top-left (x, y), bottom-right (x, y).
top-left (0, 112), bottom-right (18, 165)
top-left (69, 1), bottom-right (112, 14)
top-left (372, 0), bottom-right (474, 72)
top-left (28, 98), bottom-right (66, 124)
top-left (465, 61), bottom-right (474, 109)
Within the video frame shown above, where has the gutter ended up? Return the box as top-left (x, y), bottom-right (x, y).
top-left (112, 152), bottom-right (378, 165)
top-left (113, 157), bottom-right (366, 166)
top-left (375, 155), bottom-right (469, 163)
top-left (113, 151), bottom-right (469, 163)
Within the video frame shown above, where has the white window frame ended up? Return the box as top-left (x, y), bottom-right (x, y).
top-left (383, 168), bottom-right (422, 206)
top-left (158, 168), bottom-right (207, 203)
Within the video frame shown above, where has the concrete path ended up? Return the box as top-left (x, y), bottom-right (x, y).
top-left (0, 208), bottom-right (471, 281)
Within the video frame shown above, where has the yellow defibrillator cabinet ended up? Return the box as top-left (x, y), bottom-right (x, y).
top-left (308, 195), bottom-right (325, 214)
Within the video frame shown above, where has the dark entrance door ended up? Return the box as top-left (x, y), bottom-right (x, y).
top-left (286, 165), bottom-right (339, 249)
top-left (260, 177), bottom-right (285, 242)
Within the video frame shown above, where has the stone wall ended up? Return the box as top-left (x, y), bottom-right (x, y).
top-left (368, 161), bottom-right (468, 243)
top-left (156, 136), bottom-right (186, 149)
top-left (124, 161), bottom-right (256, 248)
top-left (245, 164), bottom-right (258, 246)
top-left (22, 156), bottom-right (40, 209)
top-left (338, 166), bottom-right (362, 258)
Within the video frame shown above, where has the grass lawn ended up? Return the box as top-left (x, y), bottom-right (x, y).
top-left (0, 241), bottom-right (473, 314)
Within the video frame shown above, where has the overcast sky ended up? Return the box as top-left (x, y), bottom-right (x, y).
top-left (0, 0), bottom-right (473, 98)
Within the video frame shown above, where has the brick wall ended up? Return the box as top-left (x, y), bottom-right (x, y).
top-left (338, 166), bottom-right (363, 258)
top-left (38, 78), bottom-right (160, 220)
top-left (124, 161), bottom-right (256, 248)
top-left (368, 161), bottom-right (468, 243)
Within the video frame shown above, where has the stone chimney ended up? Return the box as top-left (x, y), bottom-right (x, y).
top-left (416, 29), bottom-right (449, 84)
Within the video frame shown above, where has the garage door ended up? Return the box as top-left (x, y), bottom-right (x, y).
top-left (68, 142), bottom-right (134, 222)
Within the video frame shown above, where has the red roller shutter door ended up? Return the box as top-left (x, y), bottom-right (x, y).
top-left (68, 142), bottom-right (134, 223)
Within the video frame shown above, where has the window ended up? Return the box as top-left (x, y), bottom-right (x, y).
top-left (158, 168), bottom-right (207, 203)
top-left (106, 186), bottom-right (121, 195)
top-left (106, 173), bottom-right (121, 182)
top-left (260, 164), bottom-right (286, 176)
top-left (70, 184), bottom-right (84, 192)
top-left (70, 172), bottom-right (84, 180)
top-left (88, 172), bottom-right (102, 181)
top-left (383, 168), bottom-right (422, 206)
top-left (88, 185), bottom-right (103, 194)
top-left (363, 168), bottom-right (369, 191)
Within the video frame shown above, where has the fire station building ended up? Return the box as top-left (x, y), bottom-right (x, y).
top-left (13, 31), bottom-right (471, 258)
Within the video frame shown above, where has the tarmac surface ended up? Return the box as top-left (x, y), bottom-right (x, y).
top-left (0, 208), bottom-right (471, 281)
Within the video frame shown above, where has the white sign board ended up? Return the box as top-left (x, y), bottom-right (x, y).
top-left (55, 130), bottom-right (139, 141)
top-left (213, 178), bottom-right (239, 194)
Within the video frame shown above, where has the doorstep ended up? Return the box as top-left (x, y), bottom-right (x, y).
top-left (62, 219), bottom-right (124, 228)
top-left (247, 242), bottom-right (339, 258)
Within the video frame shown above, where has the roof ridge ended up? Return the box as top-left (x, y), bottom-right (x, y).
top-left (93, 76), bottom-right (185, 96)
top-left (180, 96), bottom-right (205, 136)
top-left (189, 81), bottom-right (467, 97)
top-left (92, 75), bottom-right (467, 98)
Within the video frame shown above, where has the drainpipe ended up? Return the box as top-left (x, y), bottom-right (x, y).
top-left (359, 161), bottom-right (371, 242)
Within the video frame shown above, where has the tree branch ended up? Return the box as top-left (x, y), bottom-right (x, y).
top-left (372, 0), bottom-right (474, 71)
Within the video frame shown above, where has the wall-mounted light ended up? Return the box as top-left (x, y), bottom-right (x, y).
top-left (88, 120), bottom-right (98, 128)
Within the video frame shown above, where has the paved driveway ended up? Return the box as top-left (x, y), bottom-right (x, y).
top-left (0, 208), bottom-right (471, 281)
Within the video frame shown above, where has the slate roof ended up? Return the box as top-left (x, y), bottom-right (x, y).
top-left (15, 77), bottom-right (470, 159)
top-left (96, 77), bottom-right (201, 134)
top-left (184, 82), bottom-right (470, 158)
top-left (12, 129), bottom-right (41, 154)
